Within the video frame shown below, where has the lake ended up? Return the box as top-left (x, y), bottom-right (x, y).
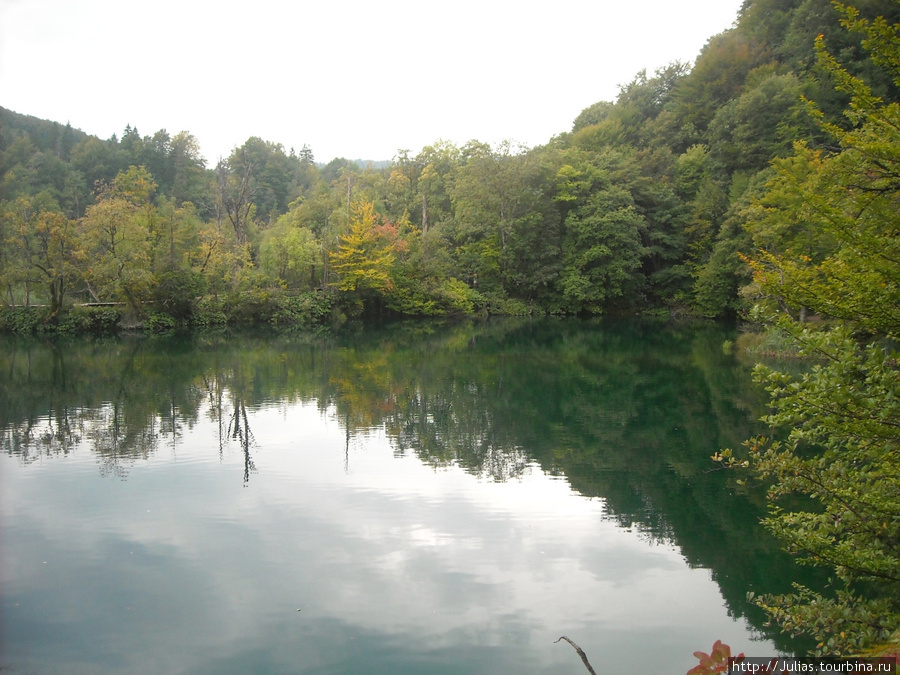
top-left (0, 317), bottom-right (816, 674)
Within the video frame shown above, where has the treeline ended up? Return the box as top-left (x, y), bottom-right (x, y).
top-left (2, 0), bottom-right (900, 331)
top-left (4, 0), bottom-right (900, 654)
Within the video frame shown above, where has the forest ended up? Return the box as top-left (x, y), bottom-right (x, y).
top-left (1, 0), bottom-right (898, 329)
top-left (2, 0), bottom-right (900, 661)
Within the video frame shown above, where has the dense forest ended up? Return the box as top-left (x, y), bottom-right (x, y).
top-left (3, 0), bottom-right (900, 659)
top-left (2, 0), bottom-right (898, 329)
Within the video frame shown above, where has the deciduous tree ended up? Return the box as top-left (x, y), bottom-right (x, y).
top-left (735, 5), bottom-right (900, 654)
top-left (329, 201), bottom-right (402, 299)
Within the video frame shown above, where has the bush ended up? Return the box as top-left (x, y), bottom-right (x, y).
top-left (0, 305), bottom-right (124, 335)
top-left (435, 278), bottom-right (478, 315)
top-left (152, 268), bottom-right (204, 322)
top-left (0, 306), bottom-right (47, 334)
top-left (56, 306), bottom-right (122, 334)
top-left (269, 292), bottom-right (333, 327)
top-left (472, 291), bottom-right (534, 316)
top-left (193, 298), bottom-right (228, 327)
top-left (193, 291), bottom-right (333, 329)
top-left (222, 288), bottom-right (277, 325)
top-left (145, 312), bottom-right (177, 333)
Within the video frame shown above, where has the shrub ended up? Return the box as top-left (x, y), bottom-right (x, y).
top-left (145, 312), bottom-right (177, 333)
top-left (269, 292), bottom-right (333, 327)
top-left (193, 298), bottom-right (228, 327)
top-left (0, 306), bottom-right (46, 334)
top-left (56, 306), bottom-right (122, 334)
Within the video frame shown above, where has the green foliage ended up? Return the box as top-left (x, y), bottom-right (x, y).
top-left (448, 140), bottom-right (559, 302)
top-left (571, 100), bottom-right (615, 133)
top-left (671, 29), bottom-right (771, 145)
top-left (747, 327), bottom-right (900, 653)
top-left (382, 276), bottom-right (444, 316)
top-left (692, 214), bottom-right (754, 318)
top-left (79, 167), bottom-right (158, 311)
top-left (0, 304), bottom-right (123, 335)
top-left (145, 311), bottom-right (177, 333)
top-left (268, 292), bottom-right (333, 328)
top-left (258, 211), bottom-right (321, 290)
top-left (219, 288), bottom-right (280, 325)
top-left (734, 326), bottom-right (803, 358)
top-left (226, 137), bottom-right (294, 224)
top-left (188, 288), bottom-right (333, 328)
top-left (6, 0), bottom-right (900, 327)
top-left (152, 268), bottom-right (203, 322)
top-left (737, 6), bottom-right (900, 654)
top-left (55, 305), bottom-right (122, 334)
top-left (554, 152), bottom-right (646, 312)
top-left (1, 193), bottom-right (80, 315)
top-left (192, 297), bottom-right (228, 327)
top-left (0, 306), bottom-right (47, 333)
top-left (436, 277), bottom-right (479, 314)
top-left (708, 70), bottom-right (809, 174)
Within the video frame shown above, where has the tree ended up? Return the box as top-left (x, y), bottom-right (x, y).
top-left (778, 0), bottom-right (900, 125)
top-left (449, 140), bottom-right (558, 302)
top-left (329, 200), bottom-right (402, 299)
top-left (1, 192), bottom-right (80, 311)
top-left (169, 131), bottom-right (208, 209)
top-left (215, 154), bottom-right (254, 246)
top-left (21, 205), bottom-right (79, 315)
top-left (674, 144), bottom-right (730, 274)
top-left (230, 137), bottom-right (294, 224)
top-left (79, 167), bottom-right (157, 310)
top-left (734, 4), bottom-right (900, 654)
top-left (670, 29), bottom-right (771, 149)
top-left (690, 170), bottom-right (766, 318)
top-left (69, 136), bottom-right (127, 194)
top-left (707, 69), bottom-right (809, 175)
top-left (571, 100), bottom-right (615, 133)
top-left (259, 207), bottom-right (321, 290)
top-left (148, 196), bottom-right (205, 320)
top-left (554, 150), bottom-right (646, 312)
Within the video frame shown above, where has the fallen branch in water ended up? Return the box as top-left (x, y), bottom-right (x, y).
top-left (555, 636), bottom-right (598, 675)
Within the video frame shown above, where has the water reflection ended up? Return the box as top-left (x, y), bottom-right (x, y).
top-left (0, 318), bottom-right (820, 672)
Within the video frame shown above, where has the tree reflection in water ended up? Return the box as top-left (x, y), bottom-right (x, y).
top-left (0, 318), bottom-right (825, 653)
top-left (229, 397), bottom-right (256, 486)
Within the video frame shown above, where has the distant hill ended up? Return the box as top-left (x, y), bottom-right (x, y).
top-left (1, 106), bottom-right (90, 161)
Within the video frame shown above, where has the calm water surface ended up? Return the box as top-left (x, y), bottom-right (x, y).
top-left (0, 318), bottom-right (815, 674)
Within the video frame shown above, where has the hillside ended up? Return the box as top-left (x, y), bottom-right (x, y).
top-left (1, 0), bottom-right (898, 321)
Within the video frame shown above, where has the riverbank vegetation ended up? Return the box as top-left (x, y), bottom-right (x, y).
top-left (3, 1), bottom-right (899, 332)
top-left (713, 2), bottom-right (900, 658)
top-left (2, 0), bottom-right (899, 660)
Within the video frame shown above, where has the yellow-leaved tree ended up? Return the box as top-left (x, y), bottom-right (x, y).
top-left (329, 200), bottom-right (404, 299)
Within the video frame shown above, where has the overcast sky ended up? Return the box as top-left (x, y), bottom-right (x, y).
top-left (0, 0), bottom-right (744, 165)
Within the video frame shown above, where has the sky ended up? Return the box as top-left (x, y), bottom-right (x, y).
top-left (0, 0), bottom-right (745, 165)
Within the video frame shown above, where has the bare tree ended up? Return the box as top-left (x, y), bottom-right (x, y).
top-left (215, 151), bottom-right (256, 246)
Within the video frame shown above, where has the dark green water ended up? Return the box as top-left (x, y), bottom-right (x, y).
top-left (0, 318), bottom-right (817, 674)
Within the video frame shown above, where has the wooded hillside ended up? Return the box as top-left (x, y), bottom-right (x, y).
top-left (1, 0), bottom-right (899, 326)
top-left (4, 0), bottom-right (900, 658)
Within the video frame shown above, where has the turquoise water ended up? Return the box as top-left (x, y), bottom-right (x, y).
top-left (0, 318), bottom-right (814, 674)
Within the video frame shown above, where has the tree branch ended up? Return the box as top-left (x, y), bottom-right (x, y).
top-left (555, 636), bottom-right (598, 675)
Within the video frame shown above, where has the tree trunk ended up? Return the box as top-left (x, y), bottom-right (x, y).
top-left (421, 189), bottom-right (428, 235)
